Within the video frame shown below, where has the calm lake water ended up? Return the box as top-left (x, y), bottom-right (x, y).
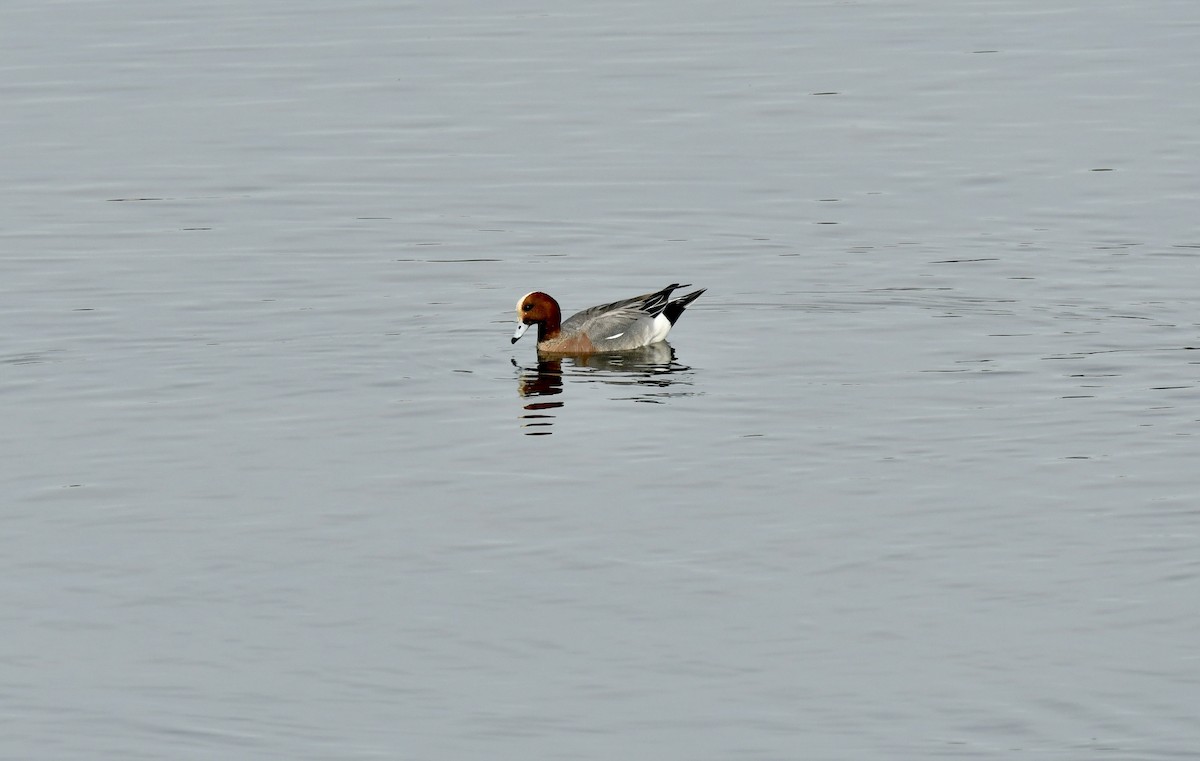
top-left (3, 0), bottom-right (1198, 758)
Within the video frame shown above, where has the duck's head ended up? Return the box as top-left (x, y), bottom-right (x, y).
top-left (512, 291), bottom-right (560, 344)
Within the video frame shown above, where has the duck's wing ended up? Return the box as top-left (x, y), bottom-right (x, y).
top-left (559, 284), bottom-right (691, 349)
top-left (561, 284), bottom-right (689, 330)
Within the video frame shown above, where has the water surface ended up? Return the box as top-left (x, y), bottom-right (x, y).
top-left (3, 1), bottom-right (1198, 759)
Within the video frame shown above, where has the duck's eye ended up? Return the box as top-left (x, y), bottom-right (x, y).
top-left (523, 303), bottom-right (533, 311)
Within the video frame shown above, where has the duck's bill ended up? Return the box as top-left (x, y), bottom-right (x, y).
top-left (511, 322), bottom-right (530, 344)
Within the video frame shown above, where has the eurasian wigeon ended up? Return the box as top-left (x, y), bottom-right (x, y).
top-left (512, 283), bottom-right (705, 354)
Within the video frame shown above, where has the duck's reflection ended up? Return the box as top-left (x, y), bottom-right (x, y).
top-left (515, 343), bottom-right (694, 435)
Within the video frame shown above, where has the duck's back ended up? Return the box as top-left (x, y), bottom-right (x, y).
top-left (560, 296), bottom-right (669, 351)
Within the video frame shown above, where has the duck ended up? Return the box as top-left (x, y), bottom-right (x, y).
top-left (512, 283), bottom-right (705, 355)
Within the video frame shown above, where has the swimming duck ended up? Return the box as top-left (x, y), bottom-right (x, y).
top-left (512, 283), bottom-right (704, 354)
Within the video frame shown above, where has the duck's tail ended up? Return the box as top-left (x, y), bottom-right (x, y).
top-left (663, 287), bottom-right (705, 325)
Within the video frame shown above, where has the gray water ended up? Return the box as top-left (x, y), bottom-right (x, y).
top-left (3, 1), bottom-right (1198, 759)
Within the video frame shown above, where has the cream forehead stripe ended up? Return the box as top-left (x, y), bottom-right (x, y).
top-left (516, 292), bottom-right (535, 311)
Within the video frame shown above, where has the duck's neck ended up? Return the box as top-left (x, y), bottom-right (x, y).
top-left (537, 304), bottom-right (562, 342)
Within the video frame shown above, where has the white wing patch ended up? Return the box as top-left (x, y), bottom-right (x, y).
top-left (605, 332), bottom-right (625, 340)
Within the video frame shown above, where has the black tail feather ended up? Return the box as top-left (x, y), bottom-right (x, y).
top-left (641, 283), bottom-right (689, 316)
top-left (663, 287), bottom-right (705, 325)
